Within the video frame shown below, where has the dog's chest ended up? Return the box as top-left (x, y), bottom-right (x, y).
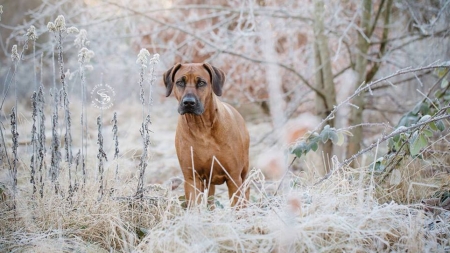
top-left (175, 130), bottom-right (237, 181)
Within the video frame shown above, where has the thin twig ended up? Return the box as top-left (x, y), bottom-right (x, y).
top-left (315, 109), bottom-right (450, 185)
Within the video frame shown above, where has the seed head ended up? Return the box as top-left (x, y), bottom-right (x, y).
top-left (47, 22), bottom-right (56, 32)
top-left (137, 48), bottom-right (150, 67)
top-left (74, 29), bottom-right (89, 48)
top-left (150, 53), bottom-right (160, 65)
top-left (11, 45), bottom-right (20, 62)
top-left (54, 15), bottom-right (66, 31)
top-left (26, 25), bottom-right (38, 41)
top-left (78, 47), bottom-right (95, 63)
top-left (67, 26), bottom-right (79, 34)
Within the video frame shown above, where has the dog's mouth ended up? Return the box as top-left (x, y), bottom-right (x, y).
top-left (178, 101), bottom-right (204, 115)
top-left (178, 106), bottom-right (204, 115)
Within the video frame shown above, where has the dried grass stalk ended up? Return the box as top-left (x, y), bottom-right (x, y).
top-left (9, 107), bottom-right (18, 211)
top-left (30, 92), bottom-right (38, 196)
top-left (112, 112), bottom-right (119, 181)
top-left (97, 116), bottom-right (107, 201)
top-left (37, 86), bottom-right (46, 198)
top-left (136, 115), bottom-right (151, 198)
top-left (50, 89), bottom-right (61, 194)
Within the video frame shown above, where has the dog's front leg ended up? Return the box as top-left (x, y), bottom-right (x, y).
top-left (226, 177), bottom-right (245, 208)
top-left (206, 184), bottom-right (216, 209)
top-left (184, 179), bottom-right (204, 208)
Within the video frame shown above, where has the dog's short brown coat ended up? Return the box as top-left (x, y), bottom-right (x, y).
top-left (164, 63), bottom-right (250, 207)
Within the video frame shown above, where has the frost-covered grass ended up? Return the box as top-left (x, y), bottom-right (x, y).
top-left (1, 153), bottom-right (449, 252)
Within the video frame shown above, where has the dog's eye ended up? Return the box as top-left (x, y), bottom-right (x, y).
top-left (176, 81), bottom-right (185, 87)
top-left (197, 81), bottom-right (206, 87)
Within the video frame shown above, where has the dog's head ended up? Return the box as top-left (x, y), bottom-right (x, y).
top-left (163, 63), bottom-right (225, 115)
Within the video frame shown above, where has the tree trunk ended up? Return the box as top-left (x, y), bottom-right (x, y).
top-left (313, 0), bottom-right (337, 172)
top-left (347, 0), bottom-right (372, 167)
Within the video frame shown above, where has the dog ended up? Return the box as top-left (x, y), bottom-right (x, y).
top-left (163, 63), bottom-right (250, 208)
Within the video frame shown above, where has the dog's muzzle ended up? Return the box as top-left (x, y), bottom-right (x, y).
top-left (178, 95), bottom-right (204, 115)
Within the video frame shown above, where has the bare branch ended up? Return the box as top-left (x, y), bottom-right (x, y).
top-left (315, 103), bottom-right (450, 186)
top-left (104, 0), bottom-right (324, 99)
top-left (310, 63), bottom-right (449, 137)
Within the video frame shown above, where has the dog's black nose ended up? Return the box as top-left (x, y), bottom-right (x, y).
top-left (182, 96), bottom-right (196, 107)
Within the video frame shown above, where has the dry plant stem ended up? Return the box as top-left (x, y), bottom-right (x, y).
top-left (57, 29), bottom-right (73, 167)
top-left (0, 40), bottom-right (28, 111)
top-left (136, 115), bottom-right (151, 198)
top-left (315, 108), bottom-right (450, 186)
top-left (139, 64), bottom-right (146, 123)
top-left (10, 107), bottom-right (18, 212)
top-left (50, 89), bottom-right (61, 193)
top-left (10, 107), bottom-right (19, 176)
top-left (79, 51), bottom-right (88, 189)
top-left (0, 122), bottom-right (12, 170)
top-left (190, 146), bottom-right (197, 203)
top-left (97, 116), bottom-right (107, 201)
top-left (37, 86), bottom-right (46, 198)
top-left (74, 150), bottom-right (80, 192)
top-left (112, 112), bottom-right (119, 182)
top-left (211, 156), bottom-right (250, 206)
top-left (147, 60), bottom-right (156, 115)
top-left (274, 157), bottom-right (298, 196)
top-left (30, 92), bottom-right (38, 196)
top-left (69, 150), bottom-right (81, 200)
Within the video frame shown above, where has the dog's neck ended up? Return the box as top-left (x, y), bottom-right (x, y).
top-left (181, 95), bottom-right (220, 131)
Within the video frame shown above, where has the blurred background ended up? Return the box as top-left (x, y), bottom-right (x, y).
top-left (0, 0), bottom-right (449, 179)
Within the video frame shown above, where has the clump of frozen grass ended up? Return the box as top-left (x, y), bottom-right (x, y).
top-left (136, 169), bottom-right (447, 252)
top-left (0, 5), bottom-right (3, 21)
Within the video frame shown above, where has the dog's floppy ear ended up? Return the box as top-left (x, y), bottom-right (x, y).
top-left (203, 63), bottom-right (225, 96)
top-left (163, 63), bottom-right (182, 97)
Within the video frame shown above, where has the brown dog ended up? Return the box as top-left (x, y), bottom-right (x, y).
top-left (163, 63), bottom-right (250, 208)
